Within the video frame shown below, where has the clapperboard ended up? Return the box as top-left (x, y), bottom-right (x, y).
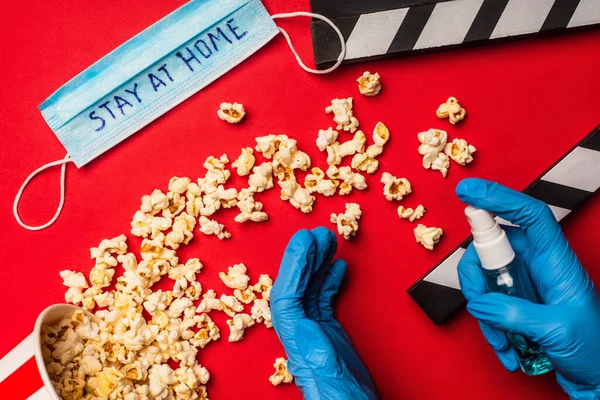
top-left (310, 0), bottom-right (600, 69)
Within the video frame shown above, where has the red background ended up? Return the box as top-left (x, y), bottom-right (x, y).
top-left (1, 0), bottom-right (600, 399)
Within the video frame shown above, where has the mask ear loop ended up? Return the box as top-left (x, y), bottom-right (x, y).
top-left (271, 12), bottom-right (346, 74)
top-left (13, 153), bottom-right (73, 231)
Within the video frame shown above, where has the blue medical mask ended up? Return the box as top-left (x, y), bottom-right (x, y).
top-left (14, 1), bottom-right (344, 230)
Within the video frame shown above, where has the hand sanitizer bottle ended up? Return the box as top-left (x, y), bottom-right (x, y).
top-left (465, 206), bottom-right (554, 376)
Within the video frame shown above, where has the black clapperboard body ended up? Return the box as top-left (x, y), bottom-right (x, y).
top-left (310, 0), bottom-right (600, 324)
top-left (311, 0), bottom-right (600, 68)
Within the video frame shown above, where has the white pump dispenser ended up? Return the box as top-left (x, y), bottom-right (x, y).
top-left (465, 206), bottom-right (515, 270)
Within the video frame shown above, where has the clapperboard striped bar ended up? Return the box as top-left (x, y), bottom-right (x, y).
top-left (311, 0), bottom-right (600, 69)
top-left (409, 125), bottom-right (600, 324)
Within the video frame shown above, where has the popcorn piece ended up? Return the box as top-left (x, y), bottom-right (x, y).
top-left (219, 263), bottom-right (250, 290)
top-left (96, 367), bottom-right (124, 397)
top-left (316, 127), bottom-right (338, 151)
top-left (255, 134), bottom-right (292, 159)
top-left (436, 96), bottom-right (466, 125)
top-left (185, 281), bottom-right (202, 301)
top-left (148, 364), bottom-right (177, 399)
top-left (217, 102), bottom-right (246, 123)
top-left (198, 216), bottom-right (231, 240)
top-left (278, 177), bottom-right (316, 213)
top-left (89, 265), bottom-right (115, 289)
top-left (140, 234), bottom-right (178, 266)
top-left (431, 153), bottom-right (450, 178)
top-left (325, 98), bottom-right (359, 133)
top-left (143, 290), bottom-right (173, 316)
top-left (373, 121), bottom-right (390, 147)
top-left (381, 173), bottom-right (412, 201)
top-left (444, 138), bottom-right (476, 165)
top-left (148, 215), bottom-right (173, 239)
top-left (414, 224), bottom-right (443, 250)
top-left (232, 147), bottom-right (255, 176)
top-left (168, 177), bottom-right (191, 194)
top-left (326, 130), bottom-right (366, 165)
top-left (220, 294), bottom-right (244, 317)
top-left (248, 162), bottom-right (274, 193)
top-left (197, 290), bottom-right (224, 313)
top-left (130, 211), bottom-right (153, 238)
top-left (234, 287), bottom-right (257, 304)
top-left (140, 189), bottom-right (169, 215)
top-left (357, 71), bottom-right (382, 97)
top-left (90, 234), bottom-right (128, 260)
top-left (418, 129), bottom-right (448, 168)
top-left (163, 192), bottom-right (186, 219)
top-left (226, 313), bottom-right (255, 342)
top-left (60, 270), bottom-right (89, 305)
top-left (398, 205), bottom-right (426, 222)
top-left (251, 299), bottom-right (272, 328)
top-left (253, 274), bottom-right (273, 301)
top-left (169, 258), bottom-right (203, 282)
top-left (216, 185), bottom-right (238, 209)
top-left (338, 167), bottom-right (367, 195)
top-left (326, 165), bottom-right (340, 180)
top-left (165, 212), bottom-right (196, 249)
top-left (304, 167), bottom-right (339, 197)
top-left (351, 151), bottom-right (379, 174)
top-left (330, 203), bottom-right (362, 240)
top-left (269, 358), bottom-right (294, 386)
top-left (234, 189), bottom-right (268, 223)
top-left (190, 314), bottom-right (220, 348)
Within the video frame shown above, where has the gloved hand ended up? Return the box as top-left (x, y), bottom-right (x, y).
top-left (457, 178), bottom-right (600, 399)
top-left (270, 227), bottom-right (379, 400)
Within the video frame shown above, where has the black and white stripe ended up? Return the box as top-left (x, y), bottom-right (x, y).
top-left (409, 125), bottom-right (600, 325)
top-left (311, 0), bottom-right (600, 68)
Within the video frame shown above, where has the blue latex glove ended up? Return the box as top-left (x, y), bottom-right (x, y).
top-left (271, 227), bottom-right (379, 400)
top-left (457, 178), bottom-right (600, 399)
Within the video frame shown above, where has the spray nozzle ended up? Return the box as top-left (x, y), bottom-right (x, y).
top-left (465, 206), bottom-right (496, 233)
top-left (465, 206), bottom-right (515, 270)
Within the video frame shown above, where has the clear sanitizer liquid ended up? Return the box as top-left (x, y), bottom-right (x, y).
top-left (465, 206), bottom-right (553, 376)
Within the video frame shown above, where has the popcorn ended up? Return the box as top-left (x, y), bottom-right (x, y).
top-left (190, 314), bottom-right (220, 348)
top-left (197, 290), bottom-right (224, 313)
top-left (326, 130), bottom-right (366, 165)
top-left (140, 189), bottom-right (169, 215)
top-left (163, 192), bottom-right (186, 219)
top-left (94, 292), bottom-right (115, 308)
top-left (330, 203), bottom-right (362, 240)
top-left (252, 274), bottom-right (273, 301)
top-left (357, 71), bottom-right (382, 97)
top-left (89, 265), bottom-right (115, 289)
top-left (148, 364), bottom-right (177, 399)
top-left (304, 167), bottom-right (339, 196)
top-left (219, 263), bottom-right (250, 290)
top-left (373, 121), bottom-right (390, 147)
top-left (251, 299), bottom-right (272, 328)
top-left (325, 98), bottom-right (359, 133)
top-left (269, 358), bottom-right (294, 386)
top-left (316, 127), bottom-right (338, 151)
top-left (234, 189), bottom-right (268, 223)
top-left (417, 128), bottom-right (451, 177)
top-left (255, 134), bottom-right (291, 159)
top-left (168, 177), bottom-right (191, 194)
top-left (198, 216), bottom-right (231, 240)
top-left (149, 216), bottom-right (173, 239)
top-left (226, 313), bottom-right (255, 342)
top-left (414, 224), bottom-right (443, 250)
top-left (234, 287), bottom-right (257, 304)
top-left (381, 173), bottom-right (412, 201)
top-left (326, 165), bottom-right (340, 180)
top-left (444, 138), bottom-right (476, 165)
top-left (217, 102), bottom-right (246, 123)
top-left (431, 153), bottom-right (450, 178)
top-left (143, 290), bottom-right (173, 316)
top-left (338, 166), bottom-right (367, 195)
top-left (168, 258), bottom-right (203, 282)
top-left (248, 162), bottom-right (274, 193)
top-left (96, 367), bottom-right (124, 397)
top-left (232, 147), bottom-right (256, 176)
top-left (398, 205), bottom-right (426, 222)
top-left (278, 177), bottom-right (316, 213)
top-left (90, 234), bottom-right (128, 260)
top-left (220, 294), bottom-right (244, 317)
top-left (202, 154), bottom-right (231, 190)
top-left (130, 211), bottom-right (153, 238)
top-left (140, 234), bottom-right (178, 266)
top-left (168, 298), bottom-right (193, 319)
top-left (60, 270), bottom-right (89, 305)
top-left (165, 212), bottom-right (196, 249)
top-left (436, 96), bottom-right (466, 125)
